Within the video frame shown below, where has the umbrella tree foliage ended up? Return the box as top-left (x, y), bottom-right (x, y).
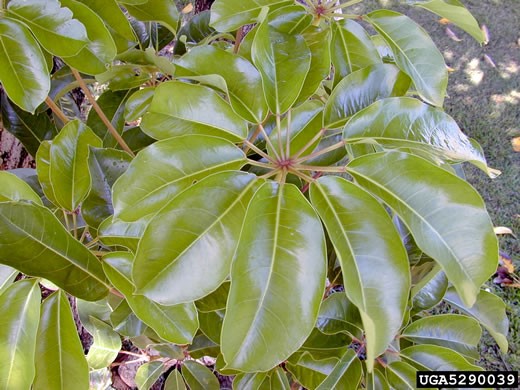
top-left (0, 0), bottom-right (510, 388)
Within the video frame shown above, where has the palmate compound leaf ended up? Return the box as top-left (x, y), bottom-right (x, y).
top-left (34, 290), bottom-right (89, 390)
top-left (112, 135), bottom-right (247, 221)
top-left (221, 182), bottom-right (327, 372)
top-left (366, 10), bottom-right (448, 107)
top-left (252, 19), bottom-right (311, 115)
top-left (134, 171), bottom-right (263, 305)
top-left (103, 252), bottom-right (199, 344)
top-left (342, 97), bottom-right (496, 177)
top-left (0, 201), bottom-right (110, 301)
top-left (310, 176), bottom-right (410, 371)
top-left (0, 18), bottom-right (50, 113)
top-left (346, 151), bottom-right (498, 308)
top-left (0, 279), bottom-right (41, 390)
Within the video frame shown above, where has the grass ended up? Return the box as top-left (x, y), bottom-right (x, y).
top-left (356, 0), bottom-right (520, 371)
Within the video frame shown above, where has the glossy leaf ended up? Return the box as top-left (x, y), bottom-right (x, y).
top-left (34, 290), bottom-right (89, 390)
top-left (221, 182), bottom-right (327, 372)
top-left (366, 368), bottom-right (390, 390)
top-left (86, 316), bottom-right (121, 369)
top-left (50, 120), bottom-right (102, 211)
top-left (125, 0), bottom-right (179, 34)
top-left (76, 0), bottom-right (136, 53)
top-left (270, 367), bottom-right (290, 390)
top-left (98, 216), bottom-right (150, 252)
top-left (113, 135), bottom-right (245, 221)
top-left (310, 176), bottom-right (410, 370)
top-left (165, 370), bottom-right (187, 390)
top-left (174, 10), bottom-right (215, 55)
top-left (83, 147), bottom-right (131, 228)
top-left (141, 81), bottom-right (248, 141)
top-left (346, 152), bottom-right (498, 307)
top-left (444, 288), bottom-right (509, 353)
top-left (210, 0), bottom-right (292, 32)
top-left (96, 65), bottom-right (151, 91)
top-left (287, 353), bottom-right (339, 390)
top-left (177, 46), bottom-right (268, 123)
top-left (386, 361), bottom-right (428, 390)
top-left (7, 0), bottom-right (89, 57)
top-left (0, 279), bottom-right (41, 390)
top-left (316, 292), bottom-right (363, 339)
top-left (412, 267), bottom-right (448, 313)
top-left (110, 299), bottom-right (146, 337)
top-left (343, 97), bottom-right (493, 176)
top-left (87, 89), bottom-right (134, 148)
top-left (136, 361), bottom-right (166, 390)
top-left (367, 10), bottom-right (448, 106)
top-left (325, 64), bottom-right (411, 128)
top-left (124, 87), bottom-right (154, 122)
top-left (409, 0), bottom-right (486, 43)
top-left (103, 252), bottom-right (199, 344)
top-left (233, 372), bottom-right (268, 390)
top-left (36, 142), bottom-right (58, 206)
top-left (134, 171), bottom-right (260, 305)
top-left (331, 20), bottom-right (382, 86)
top-left (401, 344), bottom-right (482, 371)
top-left (0, 171), bottom-right (42, 205)
top-left (0, 94), bottom-right (56, 155)
top-left (268, 5), bottom-right (312, 34)
top-left (0, 18), bottom-right (50, 113)
top-left (59, 0), bottom-right (117, 75)
top-left (0, 265), bottom-right (17, 294)
top-left (182, 360), bottom-right (220, 390)
top-left (199, 310), bottom-right (225, 345)
top-left (188, 333), bottom-right (220, 359)
top-left (299, 328), bottom-right (352, 361)
top-left (252, 20), bottom-right (311, 114)
top-left (0, 202), bottom-right (109, 300)
top-left (402, 314), bottom-right (481, 359)
top-left (297, 26), bottom-right (331, 104)
top-left (316, 349), bottom-right (362, 390)
top-left (195, 282), bottom-right (230, 313)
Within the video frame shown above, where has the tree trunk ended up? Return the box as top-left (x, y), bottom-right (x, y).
top-left (195, 0), bottom-right (214, 13)
top-left (0, 129), bottom-right (35, 170)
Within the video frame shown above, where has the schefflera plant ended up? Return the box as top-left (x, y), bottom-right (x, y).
top-left (0, 0), bottom-right (511, 389)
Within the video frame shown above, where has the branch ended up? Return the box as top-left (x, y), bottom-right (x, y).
top-left (45, 96), bottom-right (70, 124)
top-left (70, 68), bottom-right (135, 157)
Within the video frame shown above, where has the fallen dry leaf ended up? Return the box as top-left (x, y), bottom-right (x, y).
top-left (512, 137), bottom-right (520, 152)
top-left (499, 253), bottom-right (515, 274)
top-left (182, 3), bottom-right (193, 13)
top-left (494, 226), bottom-right (515, 236)
top-left (446, 27), bottom-right (462, 42)
top-left (439, 18), bottom-right (451, 25)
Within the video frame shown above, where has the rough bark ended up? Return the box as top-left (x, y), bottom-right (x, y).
top-left (195, 0), bottom-right (214, 13)
top-left (0, 129), bottom-right (35, 170)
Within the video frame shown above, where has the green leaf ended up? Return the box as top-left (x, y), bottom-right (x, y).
top-left (0, 202), bottom-right (110, 301)
top-left (113, 135), bottom-right (246, 221)
top-left (110, 299), bottom-right (146, 337)
top-left (268, 100), bottom-right (324, 158)
top-left (182, 361), bottom-right (220, 390)
top-left (268, 5), bottom-right (312, 34)
top-left (331, 20), bottom-right (382, 86)
top-left (103, 252), bottom-right (199, 344)
top-left (0, 94), bottom-right (57, 156)
top-left (210, 0), bottom-right (292, 32)
top-left (176, 46), bottom-right (268, 123)
top-left (296, 26), bottom-right (331, 104)
top-left (402, 314), bottom-right (481, 360)
top-left (0, 18), bottom-right (50, 113)
top-left (134, 171), bottom-right (261, 305)
top-left (346, 152), bottom-right (498, 307)
top-left (233, 372), bottom-right (268, 390)
top-left (195, 282), bottom-right (230, 313)
top-left (221, 182), bottom-right (327, 372)
top-left (98, 216), bottom-right (149, 252)
top-left (76, 0), bottom-right (137, 53)
top-left (316, 292), bottom-right (363, 339)
top-left (34, 290), bottom-right (89, 390)
top-left (50, 120), bottom-right (103, 211)
top-left (0, 279), bottom-right (41, 390)
top-left (252, 21), bottom-right (311, 114)
top-left (86, 316), bottom-right (122, 369)
top-left (124, 88), bottom-right (154, 122)
top-left (408, 0), bottom-right (486, 43)
top-left (199, 310), bottom-right (225, 345)
top-left (316, 349), bottom-right (362, 390)
top-left (343, 97), bottom-right (493, 176)
top-left (36, 141), bottom-right (58, 206)
top-left (7, 0), bottom-right (89, 57)
top-left (142, 81), bottom-right (248, 141)
top-left (310, 176), bottom-right (410, 370)
top-left (401, 344), bottom-right (483, 371)
top-left (83, 147), bottom-right (132, 228)
top-left (270, 367), bottom-right (290, 390)
top-left (287, 353), bottom-right (339, 390)
top-left (444, 288), bottom-right (509, 353)
top-left (386, 361), bottom-right (429, 390)
top-left (135, 361), bottom-right (166, 390)
top-left (96, 65), bottom-right (151, 91)
top-left (59, 0), bottom-right (117, 75)
top-left (325, 64), bottom-right (411, 128)
top-left (0, 265), bottom-right (17, 294)
top-left (125, 0), bottom-right (179, 35)
top-left (0, 171), bottom-right (42, 205)
top-left (173, 10), bottom-right (215, 55)
top-left (188, 333), bottom-right (220, 359)
top-left (366, 368), bottom-right (390, 390)
top-left (411, 267), bottom-right (448, 313)
top-left (366, 10), bottom-right (448, 106)
top-left (299, 328), bottom-right (352, 360)
top-left (164, 370), bottom-right (187, 390)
